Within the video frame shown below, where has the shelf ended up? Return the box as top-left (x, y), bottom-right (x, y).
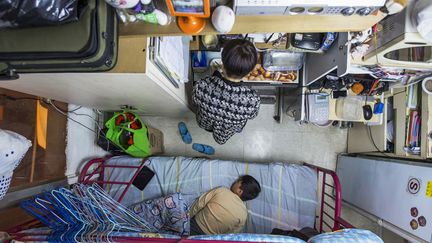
top-left (328, 96), bottom-right (382, 123)
top-left (421, 90), bottom-right (432, 158)
top-left (348, 88), bottom-right (432, 159)
top-left (120, 13), bottom-right (385, 37)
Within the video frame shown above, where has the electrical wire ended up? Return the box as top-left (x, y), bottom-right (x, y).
top-left (48, 100), bottom-right (142, 154)
top-left (1, 94), bottom-right (98, 134)
top-left (50, 100), bottom-right (154, 155)
top-left (285, 97), bottom-right (299, 119)
top-left (284, 91), bottom-right (319, 118)
top-left (3, 94), bottom-right (113, 152)
top-left (48, 100), bottom-right (98, 134)
top-left (50, 100), bottom-right (82, 113)
top-left (48, 102), bottom-right (115, 152)
top-left (367, 126), bottom-right (391, 158)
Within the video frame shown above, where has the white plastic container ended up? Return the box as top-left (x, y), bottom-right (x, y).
top-left (335, 96), bottom-right (364, 120)
top-left (263, 50), bottom-right (304, 71)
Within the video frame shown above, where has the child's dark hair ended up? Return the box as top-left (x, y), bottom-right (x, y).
top-left (222, 39), bottom-right (257, 79)
top-left (238, 175), bottom-right (261, 201)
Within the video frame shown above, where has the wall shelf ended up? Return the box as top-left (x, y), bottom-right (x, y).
top-left (120, 13), bottom-right (385, 37)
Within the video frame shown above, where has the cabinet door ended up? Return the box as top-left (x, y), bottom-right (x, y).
top-left (347, 122), bottom-right (387, 153)
top-left (304, 32), bottom-right (349, 86)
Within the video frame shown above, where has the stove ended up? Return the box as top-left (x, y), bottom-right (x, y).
top-left (234, 0), bottom-right (386, 16)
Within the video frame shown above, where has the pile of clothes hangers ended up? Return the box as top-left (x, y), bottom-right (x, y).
top-left (18, 184), bottom-right (158, 242)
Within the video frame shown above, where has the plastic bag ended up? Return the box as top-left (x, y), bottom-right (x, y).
top-left (107, 0), bottom-right (171, 25)
top-left (105, 111), bottom-right (151, 158)
top-left (413, 0), bottom-right (432, 42)
top-left (0, 0), bottom-right (85, 29)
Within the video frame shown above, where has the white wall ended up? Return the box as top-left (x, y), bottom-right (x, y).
top-left (65, 105), bottom-right (108, 184)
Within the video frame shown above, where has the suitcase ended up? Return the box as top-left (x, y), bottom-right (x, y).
top-left (0, 0), bottom-right (118, 81)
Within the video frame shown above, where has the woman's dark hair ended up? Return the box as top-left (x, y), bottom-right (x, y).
top-left (222, 39), bottom-right (257, 79)
top-left (238, 175), bottom-right (261, 201)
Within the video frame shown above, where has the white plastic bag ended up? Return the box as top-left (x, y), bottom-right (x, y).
top-left (413, 0), bottom-right (432, 42)
top-left (0, 129), bottom-right (31, 200)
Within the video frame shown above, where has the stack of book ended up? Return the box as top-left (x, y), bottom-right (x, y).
top-left (404, 84), bottom-right (421, 155)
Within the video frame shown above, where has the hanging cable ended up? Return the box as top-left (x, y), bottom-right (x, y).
top-left (50, 100), bottom-right (82, 113)
top-left (48, 100), bottom-right (98, 134)
top-left (366, 125), bottom-right (391, 158)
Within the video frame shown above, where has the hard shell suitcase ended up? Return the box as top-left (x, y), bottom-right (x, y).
top-left (0, 0), bottom-right (118, 80)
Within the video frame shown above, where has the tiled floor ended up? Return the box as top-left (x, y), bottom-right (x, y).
top-left (142, 104), bottom-right (348, 170)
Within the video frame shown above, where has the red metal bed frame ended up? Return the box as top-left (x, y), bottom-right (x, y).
top-left (78, 158), bottom-right (354, 240)
top-left (10, 157), bottom-right (354, 242)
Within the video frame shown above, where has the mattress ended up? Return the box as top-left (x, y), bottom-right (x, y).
top-left (189, 233), bottom-right (306, 242)
top-left (103, 156), bottom-right (318, 234)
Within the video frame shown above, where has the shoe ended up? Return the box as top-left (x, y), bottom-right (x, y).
top-left (178, 122), bottom-right (192, 144)
top-left (192, 143), bottom-right (215, 155)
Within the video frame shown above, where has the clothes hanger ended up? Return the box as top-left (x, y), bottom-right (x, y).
top-left (21, 183), bottom-right (161, 242)
top-left (86, 185), bottom-right (121, 243)
top-left (87, 185), bottom-right (141, 227)
top-left (54, 187), bottom-right (96, 242)
top-left (48, 190), bottom-right (83, 242)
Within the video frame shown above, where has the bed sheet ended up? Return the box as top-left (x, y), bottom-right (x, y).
top-left (189, 233), bottom-right (306, 242)
top-left (103, 156), bottom-right (318, 234)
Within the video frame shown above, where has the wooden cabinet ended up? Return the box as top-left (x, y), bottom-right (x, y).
top-left (347, 89), bottom-right (432, 160)
top-left (0, 36), bottom-right (192, 117)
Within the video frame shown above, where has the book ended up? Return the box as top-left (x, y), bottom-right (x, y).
top-left (407, 84), bottom-right (419, 109)
top-left (404, 110), bottom-right (421, 154)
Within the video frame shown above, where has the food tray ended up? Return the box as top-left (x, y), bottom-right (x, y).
top-left (245, 52), bottom-right (299, 84)
top-left (245, 63), bottom-right (299, 84)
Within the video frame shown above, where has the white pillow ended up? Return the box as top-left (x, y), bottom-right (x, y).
top-left (0, 129), bottom-right (32, 200)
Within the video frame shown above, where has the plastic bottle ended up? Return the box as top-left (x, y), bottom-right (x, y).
top-left (136, 9), bottom-right (169, 25)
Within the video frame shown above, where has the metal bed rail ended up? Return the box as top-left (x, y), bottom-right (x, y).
top-left (9, 158), bottom-right (354, 242)
top-left (78, 157), bottom-right (147, 203)
top-left (78, 158), bottom-right (355, 232)
top-left (305, 163), bottom-right (354, 232)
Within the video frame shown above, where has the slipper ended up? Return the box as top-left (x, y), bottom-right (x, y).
top-left (192, 143), bottom-right (215, 155)
top-left (178, 122), bottom-right (192, 144)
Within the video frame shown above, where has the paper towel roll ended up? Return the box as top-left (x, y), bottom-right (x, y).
top-left (422, 77), bottom-right (432, 95)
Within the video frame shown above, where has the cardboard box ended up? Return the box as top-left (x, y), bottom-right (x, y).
top-left (147, 126), bottom-right (164, 155)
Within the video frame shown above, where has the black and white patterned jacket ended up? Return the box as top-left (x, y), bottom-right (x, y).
top-left (192, 71), bottom-right (260, 126)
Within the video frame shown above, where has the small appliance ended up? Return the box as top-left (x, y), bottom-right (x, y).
top-left (166, 0), bottom-right (210, 35)
top-left (363, 0), bottom-right (432, 70)
top-left (233, 0), bottom-right (386, 16)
